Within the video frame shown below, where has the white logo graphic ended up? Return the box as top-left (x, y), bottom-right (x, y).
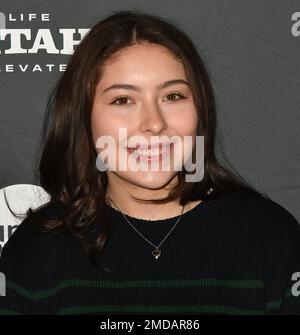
top-left (0, 184), bottom-right (50, 255)
top-left (0, 12), bottom-right (90, 72)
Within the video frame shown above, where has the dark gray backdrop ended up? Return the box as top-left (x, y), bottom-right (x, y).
top-left (0, 0), bottom-right (299, 222)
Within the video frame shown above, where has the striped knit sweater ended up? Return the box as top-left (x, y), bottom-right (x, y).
top-left (1, 193), bottom-right (300, 315)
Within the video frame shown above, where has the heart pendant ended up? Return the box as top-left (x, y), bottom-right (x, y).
top-left (152, 249), bottom-right (161, 259)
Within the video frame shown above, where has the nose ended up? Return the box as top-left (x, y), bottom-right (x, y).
top-left (138, 100), bottom-right (168, 135)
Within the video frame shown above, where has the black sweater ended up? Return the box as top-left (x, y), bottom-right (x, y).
top-left (1, 193), bottom-right (300, 315)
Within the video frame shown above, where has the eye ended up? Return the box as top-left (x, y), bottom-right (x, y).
top-left (110, 93), bottom-right (186, 105)
top-left (165, 93), bottom-right (186, 102)
top-left (110, 96), bottom-right (132, 105)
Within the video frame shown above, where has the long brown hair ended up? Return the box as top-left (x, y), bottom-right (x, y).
top-left (5, 10), bottom-right (269, 269)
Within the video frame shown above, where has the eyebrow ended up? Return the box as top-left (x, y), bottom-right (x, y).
top-left (102, 79), bottom-right (190, 94)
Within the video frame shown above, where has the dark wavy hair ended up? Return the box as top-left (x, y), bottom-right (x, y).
top-left (5, 10), bottom-right (269, 269)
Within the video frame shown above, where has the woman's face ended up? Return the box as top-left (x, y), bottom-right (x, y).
top-left (91, 42), bottom-right (198, 191)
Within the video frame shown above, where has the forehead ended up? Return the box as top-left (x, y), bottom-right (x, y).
top-left (98, 43), bottom-right (187, 85)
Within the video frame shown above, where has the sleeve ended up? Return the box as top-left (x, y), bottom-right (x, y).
top-left (263, 203), bottom-right (300, 314)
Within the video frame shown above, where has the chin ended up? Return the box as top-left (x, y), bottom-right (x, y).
top-left (117, 170), bottom-right (178, 191)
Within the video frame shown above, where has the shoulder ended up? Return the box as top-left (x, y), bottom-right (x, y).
top-left (219, 192), bottom-right (300, 245)
top-left (219, 192), bottom-right (298, 223)
top-left (0, 202), bottom-right (74, 271)
top-left (0, 202), bottom-right (77, 314)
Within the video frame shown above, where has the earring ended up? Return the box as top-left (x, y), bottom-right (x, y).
top-left (207, 187), bottom-right (213, 195)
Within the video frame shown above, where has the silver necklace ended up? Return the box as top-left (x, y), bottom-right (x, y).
top-left (109, 199), bottom-right (185, 260)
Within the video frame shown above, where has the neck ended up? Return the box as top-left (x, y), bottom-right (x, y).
top-left (105, 173), bottom-right (202, 220)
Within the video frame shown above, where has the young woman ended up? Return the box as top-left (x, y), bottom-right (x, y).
top-left (1, 10), bottom-right (300, 315)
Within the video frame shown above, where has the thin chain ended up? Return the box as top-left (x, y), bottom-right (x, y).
top-left (108, 197), bottom-right (185, 250)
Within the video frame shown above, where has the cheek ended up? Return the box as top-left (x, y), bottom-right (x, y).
top-left (91, 111), bottom-right (131, 158)
top-left (91, 108), bottom-right (119, 143)
top-left (170, 108), bottom-right (198, 135)
top-left (91, 99), bottom-right (113, 139)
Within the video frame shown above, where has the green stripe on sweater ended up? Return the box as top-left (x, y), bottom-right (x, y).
top-left (0, 308), bottom-right (22, 315)
top-left (6, 278), bottom-right (265, 301)
top-left (266, 287), bottom-right (294, 310)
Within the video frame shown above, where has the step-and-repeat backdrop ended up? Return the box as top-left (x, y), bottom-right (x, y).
top-left (0, 0), bottom-right (300, 254)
